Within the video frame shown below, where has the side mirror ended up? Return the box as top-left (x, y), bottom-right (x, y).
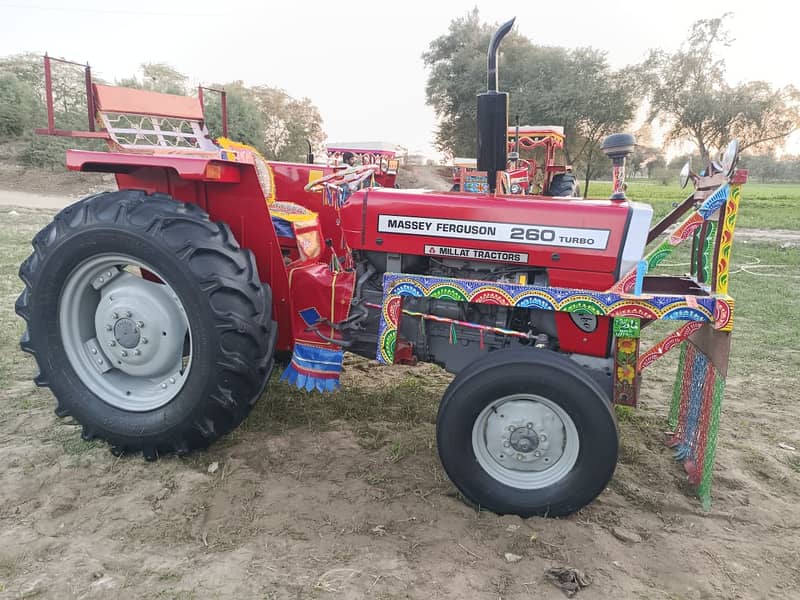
top-left (721, 139), bottom-right (739, 177)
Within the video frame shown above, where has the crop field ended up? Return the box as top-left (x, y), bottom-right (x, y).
top-left (587, 180), bottom-right (800, 230)
top-left (0, 181), bottom-right (799, 598)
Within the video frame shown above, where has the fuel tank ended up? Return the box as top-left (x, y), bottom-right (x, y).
top-left (340, 188), bottom-right (653, 287)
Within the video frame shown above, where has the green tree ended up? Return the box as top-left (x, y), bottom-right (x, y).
top-left (250, 86), bottom-right (325, 161)
top-left (0, 52), bottom-right (101, 167)
top-left (422, 10), bottom-right (637, 192)
top-left (118, 62), bottom-right (188, 95)
top-left (640, 15), bottom-right (800, 163)
top-left (202, 82), bottom-right (325, 162)
top-left (203, 82), bottom-right (266, 152)
top-left (0, 73), bottom-right (38, 137)
top-left (630, 145), bottom-right (666, 178)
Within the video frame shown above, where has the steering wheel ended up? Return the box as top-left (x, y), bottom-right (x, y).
top-left (304, 164), bottom-right (379, 192)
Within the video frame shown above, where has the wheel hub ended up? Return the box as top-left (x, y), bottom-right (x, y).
top-left (93, 273), bottom-right (187, 379)
top-left (59, 254), bottom-right (193, 412)
top-left (472, 395), bottom-right (578, 487)
top-left (509, 426), bottom-right (539, 453)
top-left (113, 318), bottom-right (141, 348)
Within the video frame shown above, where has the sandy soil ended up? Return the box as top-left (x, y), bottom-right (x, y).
top-left (1, 350), bottom-right (799, 599)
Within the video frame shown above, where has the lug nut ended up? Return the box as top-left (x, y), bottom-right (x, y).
top-left (125, 311), bottom-right (132, 318)
top-left (169, 377), bottom-right (176, 384)
top-left (136, 321), bottom-right (144, 328)
top-left (141, 337), bottom-right (148, 344)
top-left (527, 422), bottom-right (533, 429)
top-left (540, 433), bottom-right (548, 441)
top-left (534, 450), bottom-right (542, 457)
top-left (516, 453), bottom-right (524, 460)
top-left (105, 324), bottom-right (112, 331)
top-left (91, 348), bottom-right (97, 354)
top-left (109, 340), bottom-right (116, 347)
top-left (97, 359), bottom-right (104, 365)
top-left (99, 277), bottom-right (104, 283)
top-left (503, 441), bottom-right (510, 448)
top-left (121, 350), bottom-right (128, 357)
top-left (112, 312), bottom-right (119, 320)
top-left (133, 349), bottom-right (141, 356)
top-left (161, 383), bottom-right (167, 389)
top-left (107, 271), bottom-right (112, 277)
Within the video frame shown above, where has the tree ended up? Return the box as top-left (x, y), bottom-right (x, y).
top-left (249, 86), bottom-right (325, 162)
top-left (641, 16), bottom-right (800, 163)
top-left (422, 10), bottom-right (637, 192)
top-left (630, 144), bottom-right (666, 178)
top-left (0, 52), bottom-right (102, 167)
top-left (0, 73), bottom-right (38, 137)
top-left (555, 48), bottom-right (637, 195)
top-left (203, 82), bottom-right (266, 153)
top-left (118, 63), bottom-right (188, 95)
top-left (203, 82), bottom-right (325, 162)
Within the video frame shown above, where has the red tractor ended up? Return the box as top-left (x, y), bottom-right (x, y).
top-left (452, 124), bottom-right (578, 196)
top-left (18, 20), bottom-right (745, 517)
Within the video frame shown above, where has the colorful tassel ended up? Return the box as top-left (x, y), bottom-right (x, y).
top-left (281, 343), bottom-right (343, 393)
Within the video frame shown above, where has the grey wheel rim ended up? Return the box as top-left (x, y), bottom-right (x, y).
top-left (58, 254), bottom-right (192, 412)
top-left (471, 394), bottom-right (579, 489)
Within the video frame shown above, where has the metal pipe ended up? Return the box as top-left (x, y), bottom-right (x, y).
top-left (85, 63), bottom-right (95, 131)
top-left (306, 139), bottom-right (314, 164)
top-left (44, 54), bottom-right (55, 132)
top-left (486, 17), bottom-right (515, 91)
top-left (220, 91), bottom-right (228, 138)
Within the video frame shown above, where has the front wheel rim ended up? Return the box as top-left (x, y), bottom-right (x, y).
top-left (58, 254), bottom-right (192, 412)
top-left (471, 393), bottom-right (580, 489)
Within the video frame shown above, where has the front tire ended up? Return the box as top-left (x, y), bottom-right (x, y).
top-left (437, 349), bottom-right (618, 517)
top-left (16, 190), bottom-right (276, 459)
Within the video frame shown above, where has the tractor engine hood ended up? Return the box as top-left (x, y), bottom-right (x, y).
top-left (340, 188), bottom-right (653, 280)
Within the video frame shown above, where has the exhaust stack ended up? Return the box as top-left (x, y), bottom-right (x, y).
top-left (477, 17), bottom-right (515, 193)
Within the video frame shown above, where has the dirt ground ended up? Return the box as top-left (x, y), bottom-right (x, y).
top-left (1, 175), bottom-right (799, 599)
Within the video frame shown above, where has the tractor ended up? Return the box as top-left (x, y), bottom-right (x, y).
top-left (451, 123), bottom-right (579, 196)
top-left (18, 19), bottom-right (745, 517)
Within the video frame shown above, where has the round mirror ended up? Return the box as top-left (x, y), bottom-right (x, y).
top-left (721, 139), bottom-right (739, 177)
top-left (679, 160), bottom-right (691, 189)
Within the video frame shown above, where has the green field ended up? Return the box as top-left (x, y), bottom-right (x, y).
top-left (587, 180), bottom-right (800, 230)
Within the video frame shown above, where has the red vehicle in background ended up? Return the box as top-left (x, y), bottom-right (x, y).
top-left (325, 141), bottom-right (401, 188)
top-left (452, 125), bottom-right (579, 196)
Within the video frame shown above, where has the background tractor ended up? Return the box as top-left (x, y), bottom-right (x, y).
top-left (451, 124), bottom-right (578, 196)
top-left (18, 19), bottom-right (745, 517)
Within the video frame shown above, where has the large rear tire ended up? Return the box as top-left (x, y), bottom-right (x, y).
top-left (16, 190), bottom-right (276, 459)
top-left (546, 173), bottom-right (580, 197)
top-left (437, 348), bottom-right (618, 517)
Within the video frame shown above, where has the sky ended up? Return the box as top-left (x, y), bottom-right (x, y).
top-left (1, 0), bottom-right (797, 157)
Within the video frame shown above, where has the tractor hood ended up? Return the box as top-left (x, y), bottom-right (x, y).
top-left (340, 188), bottom-right (653, 279)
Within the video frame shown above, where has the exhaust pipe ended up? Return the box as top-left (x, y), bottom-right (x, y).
top-left (305, 139), bottom-right (314, 164)
top-left (477, 17), bottom-right (515, 193)
top-left (487, 17), bottom-right (515, 92)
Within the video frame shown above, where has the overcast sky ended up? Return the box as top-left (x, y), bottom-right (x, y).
top-left (2, 0), bottom-right (796, 156)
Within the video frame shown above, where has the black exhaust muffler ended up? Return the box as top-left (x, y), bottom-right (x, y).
top-left (477, 17), bottom-right (515, 193)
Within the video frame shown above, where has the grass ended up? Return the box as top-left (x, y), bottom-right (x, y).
top-left (586, 180), bottom-right (800, 230)
top-left (643, 239), bottom-right (800, 372)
